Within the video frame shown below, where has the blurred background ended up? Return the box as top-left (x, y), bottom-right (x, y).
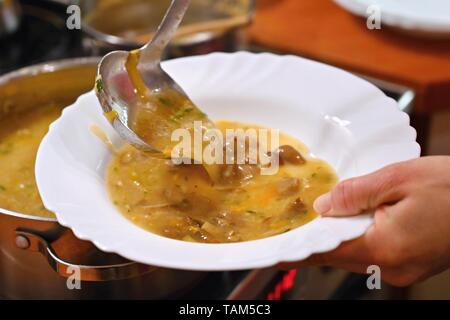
top-left (0, 0), bottom-right (449, 300)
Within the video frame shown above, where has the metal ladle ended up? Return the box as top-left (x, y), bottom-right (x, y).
top-left (95, 0), bottom-right (215, 155)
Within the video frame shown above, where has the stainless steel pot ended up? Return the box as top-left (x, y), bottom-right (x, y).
top-left (0, 58), bottom-right (204, 299)
top-left (75, 0), bottom-right (255, 57)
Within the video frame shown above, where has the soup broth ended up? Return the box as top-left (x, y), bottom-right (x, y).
top-left (107, 121), bottom-right (337, 243)
top-left (0, 105), bottom-right (62, 218)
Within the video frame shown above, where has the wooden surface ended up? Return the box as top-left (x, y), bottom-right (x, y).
top-left (248, 0), bottom-right (450, 113)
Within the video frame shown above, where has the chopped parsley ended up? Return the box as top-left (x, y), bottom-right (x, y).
top-left (158, 97), bottom-right (172, 107)
top-left (95, 78), bottom-right (103, 93)
top-left (171, 107), bottom-right (194, 122)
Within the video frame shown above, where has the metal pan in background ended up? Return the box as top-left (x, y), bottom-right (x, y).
top-left (76, 0), bottom-right (255, 56)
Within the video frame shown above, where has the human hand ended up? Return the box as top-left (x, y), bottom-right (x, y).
top-left (280, 156), bottom-right (450, 287)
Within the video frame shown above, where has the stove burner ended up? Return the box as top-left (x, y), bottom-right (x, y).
top-left (0, 1), bottom-right (86, 75)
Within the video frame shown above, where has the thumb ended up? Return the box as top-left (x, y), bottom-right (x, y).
top-left (314, 164), bottom-right (407, 217)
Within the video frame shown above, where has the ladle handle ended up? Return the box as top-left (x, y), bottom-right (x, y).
top-left (140, 0), bottom-right (191, 63)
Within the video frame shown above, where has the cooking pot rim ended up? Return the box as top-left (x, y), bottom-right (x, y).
top-left (0, 57), bottom-right (101, 86)
top-left (0, 56), bottom-right (101, 223)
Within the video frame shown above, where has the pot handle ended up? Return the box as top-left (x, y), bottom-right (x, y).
top-left (15, 230), bottom-right (156, 282)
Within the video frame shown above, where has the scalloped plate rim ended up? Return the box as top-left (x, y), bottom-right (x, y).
top-left (35, 52), bottom-right (420, 271)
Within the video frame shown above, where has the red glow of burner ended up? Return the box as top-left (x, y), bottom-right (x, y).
top-left (267, 269), bottom-right (297, 300)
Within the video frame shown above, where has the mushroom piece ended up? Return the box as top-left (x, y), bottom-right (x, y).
top-left (276, 178), bottom-right (301, 196)
top-left (290, 198), bottom-right (306, 212)
top-left (270, 145), bottom-right (306, 166)
top-left (280, 197), bottom-right (307, 219)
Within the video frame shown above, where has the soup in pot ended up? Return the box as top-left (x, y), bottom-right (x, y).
top-left (0, 105), bottom-right (61, 218)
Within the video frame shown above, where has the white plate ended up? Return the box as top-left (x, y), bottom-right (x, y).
top-left (335, 0), bottom-right (450, 36)
top-left (35, 52), bottom-right (420, 271)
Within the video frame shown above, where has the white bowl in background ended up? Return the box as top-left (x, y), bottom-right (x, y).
top-left (335, 0), bottom-right (450, 37)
